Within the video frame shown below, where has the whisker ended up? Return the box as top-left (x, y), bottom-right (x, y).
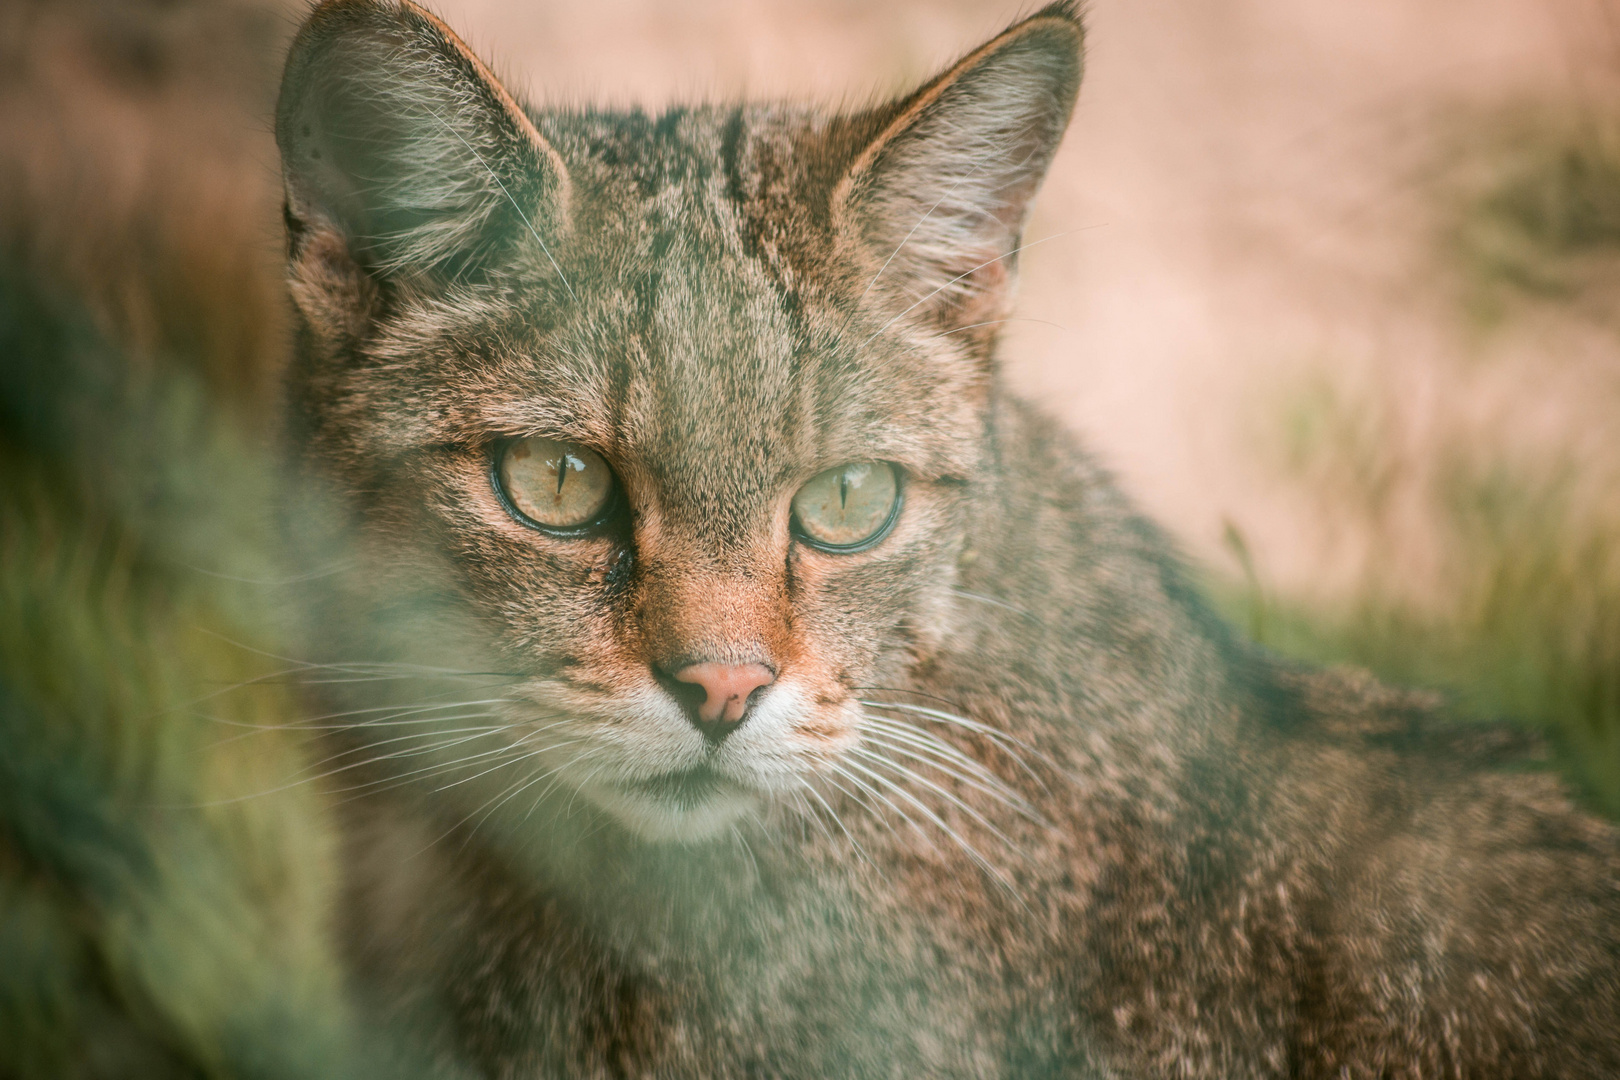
top-left (852, 746), bottom-right (1030, 848)
top-left (423, 104), bottom-right (576, 300)
top-left (856, 158), bottom-right (993, 304)
top-left (730, 823), bottom-right (762, 883)
top-left (562, 759), bottom-right (616, 819)
top-left (828, 762), bottom-right (929, 848)
top-left (524, 746), bottom-right (615, 822)
top-left (344, 730), bottom-right (584, 804)
top-left (296, 715), bottom-right (573, 794)
top-left (787, 780), bottom-right (839, 847)
top-left (183, 725), bottom-right (513, 806)
top-left (299, 725), bottom-right (517, 781)
top-left (419, 745), bottom-right (599, 857)
top-left (859, 697), bottom-right (1053, 782)
top-left (193, 628), bottom-right (525, 681)
top-left (433, 736), bottom-right (583, 793)
top-left (949, 587), bottom-right (1039, 622)
top-left (857, 731), bottom-right (1041, 822)
top-left (457, 741), bottom-right (593, 826)
top-left (522, 749), bottom-right (603, 823)
top-left (795, 773), bottom-right (875, 854)
top-left (178, 559), bottom-right (355, 586)
top-left (293, 719), bottom-right (508, 769)
top-left (839, 756), bottom-right (1019, 893)
top-left (235, 697), bottom-right (523, 734)
top-left (860, 715), bottom-right (1010, 779)
top-left (198, 701), bottom-right (487, 733)
top-left (929, 316), bottom-right (1068, 340)
top-left (317, 738), bottom-right (576, 810)
top-left (856, 227), bottom-right (1094, 350)
top-left (814, 769), bottom-right (882, 832)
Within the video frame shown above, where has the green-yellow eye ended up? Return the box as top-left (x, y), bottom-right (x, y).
top-left (791, 462), bottom-right (901, 551)
top-left (495, 438), bottom-right (616, 532)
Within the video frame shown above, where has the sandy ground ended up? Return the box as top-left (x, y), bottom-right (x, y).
top-left (429, 0), bottom-right (1620, 604)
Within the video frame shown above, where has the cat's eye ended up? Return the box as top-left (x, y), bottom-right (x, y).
top-left (493, 437), bottom-right (617, 533)
top-left (791, 462), bottom-right (902, 552)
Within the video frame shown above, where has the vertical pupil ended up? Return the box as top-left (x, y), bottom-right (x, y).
top-left (839, 470), bottom-right (850, 510)
top-left (554, 453), bottom-right (567, 496)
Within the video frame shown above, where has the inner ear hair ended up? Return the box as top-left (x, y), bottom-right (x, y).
top-left (275, 0), bottom-right (570, 285)
top-left (834, 3), bottom-right (1083, 332)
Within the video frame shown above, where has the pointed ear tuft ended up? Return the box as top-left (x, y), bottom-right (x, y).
top-left (835, 7), bottom-right (1082, 329)
top-left (275, 0), bottom-right (569, 281)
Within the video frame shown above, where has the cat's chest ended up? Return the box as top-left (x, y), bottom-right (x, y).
top-left (424, 836), bottom-right (1031, 1078)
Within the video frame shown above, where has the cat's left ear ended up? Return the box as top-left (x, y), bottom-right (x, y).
top-left (833, 3), bottom-right (1082, 331)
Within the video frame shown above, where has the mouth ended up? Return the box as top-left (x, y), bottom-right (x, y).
top-left (629, 764), bottom-right (728, 808)
top-left (581, 762), bottom-right (759, 842)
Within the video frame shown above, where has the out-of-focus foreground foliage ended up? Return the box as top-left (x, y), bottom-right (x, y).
top-left (0, 2), bottom-right (453, 1076)
top-left (1, 270), bottom-right (376, 1079)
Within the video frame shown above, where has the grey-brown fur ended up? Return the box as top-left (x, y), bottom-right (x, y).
top-left (273, 2), bottom-right (1620, 1076)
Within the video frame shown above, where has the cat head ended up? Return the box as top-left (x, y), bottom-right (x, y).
top-left (275, 0), bottom-right (1081, 842)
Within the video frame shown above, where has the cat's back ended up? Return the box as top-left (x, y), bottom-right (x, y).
top-left (1250, 664), bottom-right (1620, 1077)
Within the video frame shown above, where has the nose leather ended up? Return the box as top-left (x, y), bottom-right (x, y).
top-left (672, 662), bottom-right (775, 729)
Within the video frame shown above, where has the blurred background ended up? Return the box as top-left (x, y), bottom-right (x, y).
top-left (2, 0), bottom-right (1618, 1074)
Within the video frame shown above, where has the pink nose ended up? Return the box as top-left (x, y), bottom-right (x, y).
top-left (672, 662), bottom-right (775, 727)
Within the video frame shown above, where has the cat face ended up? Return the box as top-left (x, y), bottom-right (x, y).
top-left (277, 0), bottom-right (1080, 841)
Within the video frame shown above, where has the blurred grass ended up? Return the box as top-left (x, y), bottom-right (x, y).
top-left (1217, 375), bottom-right (1620, 819)
top-left (1442, 104), bottom-right (1620, 324)
top-left (1218, 461), bottom-right (1620, 818)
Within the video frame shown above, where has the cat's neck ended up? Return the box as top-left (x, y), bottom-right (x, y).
top-left (945, 394), bottom-right (1244, 748)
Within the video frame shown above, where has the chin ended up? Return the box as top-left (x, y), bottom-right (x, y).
top-left (580, 770), bottom-right (761, 843)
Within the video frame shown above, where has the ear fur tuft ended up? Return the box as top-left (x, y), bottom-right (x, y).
top-left (275, 0), bottom-right (568, 281)
top-left (836, 7), bottom-right (1083, 329)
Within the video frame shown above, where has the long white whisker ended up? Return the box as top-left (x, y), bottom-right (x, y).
top-left (424, 105), bottom-right (576, 300)
top-left (860, 716), bottom-right (1008, 779)
top-left (416, 746), bottom-right (597, 857)
top-left (433, 737), bottom-right (584, 793)
top-left (857, 732), bottom-right (1040, 822)
top-left (928, 316), bottom-right (1068, 340)
top-left (521, 748), bottom-right (606, 823)
top-left (857, 228), bottom-right (1090, 350)
top-left (316, 727), bottom-right (519, 778)
top-left (192, 630), bottom-right (524, 681)
top-left (730, 823), bottom-right (762, 883)
top-left (859, 698), bottom-right (1052, 786)
top-left (797, 774), bottom-right (871, 853)
top-left (840, 756), bottom-right (1018, 893)
top-left (294, 720), bottom-right (508, 770)
top-left (857, 158), bottom-right (993, 303)
top-left (317, 717), bottom-right (574, 792)
top-left (948, 587), bottom-right (1039, 622)
top-left (788, 779), bottom-right (839, 846)
top-left (315, 697), bottom-right (519, 726)
top-left (852, 746), bottom-right (1029, 849)
top-left (180, 560), bottom-right (355, 586)
top-left (185, 725), bottom-right (512, 806)
top-left (829, 762), bottom-right (929, 847)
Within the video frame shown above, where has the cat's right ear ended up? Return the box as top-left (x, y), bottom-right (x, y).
top-left (276, 0), bottom-right (569, 321)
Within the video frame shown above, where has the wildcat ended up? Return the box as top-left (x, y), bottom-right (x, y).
top-left (273, 1), bottom-right (1620, 1076)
